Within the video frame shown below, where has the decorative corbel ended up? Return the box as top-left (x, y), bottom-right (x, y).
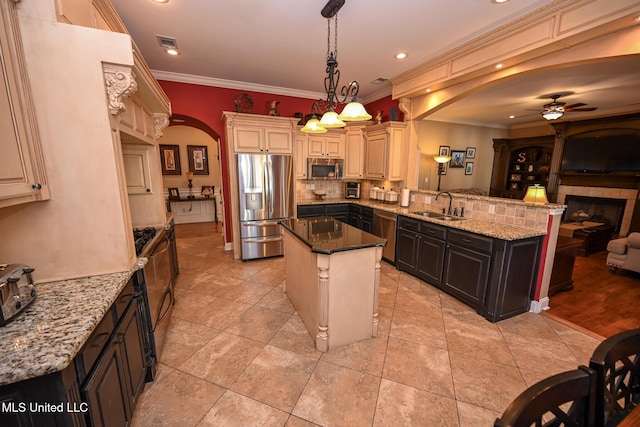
top-left (398, 97), bottom-right (411, 121)
top-left (103, 64), bottom-right (137, 115)
top-left (154, 113), bottom-right (170, 139)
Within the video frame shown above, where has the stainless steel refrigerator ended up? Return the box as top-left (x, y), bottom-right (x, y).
top-left (237, 154), bottom-right (294, 260)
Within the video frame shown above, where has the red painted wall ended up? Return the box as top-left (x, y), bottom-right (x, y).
top-left (158, 80), bottom-right (401, 244)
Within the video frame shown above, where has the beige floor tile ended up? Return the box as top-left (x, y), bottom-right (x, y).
top-left (443, 313), bottom-right (516, 366)
top-left (394, 282), bottom-right (442, 314)
top-left (248, 266), bottom-right (286, 286)
top-left (498, 311), bottom-right (561, 341)
top-left (224, 305), bottom-right (292, 343)
top-left (457, 401), bottom-right (501, 427)
top-left (199, 390), bottom-right (289, 426)
top-left (501, 330), bottom-right (581, 375)
top-left (160, 317), bottom-right (219, 368)
top-left (285, 415), bottom-right (322, 426)
top-left (269, 314), bottom-right (323, 359)
top-left (390, 306), bottom-right (447, 349)
top-left (217, 280), bottom-right (275, 304)
top-left (230, 345), bottom-right (318, 412)
top-left (377, 306), bottom-right (393, 336)
top-left (382, 337), bottom-right (455, 398)
top-left (255, 285), bottom-right (296, 313)
top-left (320, 335), bottom-right (388, 376)
top-left (171, 290), bottom-right (220, 325)
top-left (130, 369), bottom-right (225, 427)
top-left (292, 361), bottom-right (380, 427)
top-left (199, 296), bottom-right (253, 330)
top-left (179, 331), bottom-right (264, 387)
top-left (373, 378), bottom-right (459, 426)
top-left (449, 351), bottom-right (527, 412)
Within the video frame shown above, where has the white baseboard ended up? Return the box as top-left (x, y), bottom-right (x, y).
top-left (530, 297), bottom-right (550, 314)
top-left (224, 242), bottom-right (233, 251)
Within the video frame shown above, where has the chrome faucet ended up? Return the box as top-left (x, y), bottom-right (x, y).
top-left (436, 192), bottom-right (453, 215)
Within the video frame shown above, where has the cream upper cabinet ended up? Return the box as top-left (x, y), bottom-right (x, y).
top-left (364, 122), bottom-right (407, 181)
top-left (295, 132), bottom-right (308, 179)
top-left (0, 0), bottom-right (49, 208)
top-left (344, 125), bottom-right (366, 179)
top-left (122, 146), bottom-right (153, 195)
top-left (228, 114), bottom-right (297, 154)
top-left (307, 133), bottom-right (345, 158)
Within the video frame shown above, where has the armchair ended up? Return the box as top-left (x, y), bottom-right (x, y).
top-left (606, 233), bottom-right (640, 274)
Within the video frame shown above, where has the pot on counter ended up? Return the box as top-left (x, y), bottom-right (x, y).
top-left (376, 189), bottom-right (386, 201)
top-left (370, 187), bottom-right (380, 200)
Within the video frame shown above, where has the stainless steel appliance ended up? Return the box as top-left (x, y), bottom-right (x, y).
top-left (307, 158), bottom-right (343, 180)
top-left (345, 182), bottom-right (360, 199)
top-left (237, 153), bottom-right (294, 260)
top-left (373, 210), bottom-right (397, 263)
top-left (0, 263), bottom-right (37, 326)
top-left (135, 226), bottom-right (174, 372)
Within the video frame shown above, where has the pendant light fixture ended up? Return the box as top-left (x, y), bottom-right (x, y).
top-left (311, 0), bottom-right (371, 130)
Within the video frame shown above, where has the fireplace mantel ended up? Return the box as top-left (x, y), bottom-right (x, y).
top-left (559, 172), bottom-right (640, 189)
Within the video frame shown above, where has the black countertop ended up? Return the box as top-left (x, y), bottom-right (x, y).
top-left (280, 216), bottom-right (386, 255)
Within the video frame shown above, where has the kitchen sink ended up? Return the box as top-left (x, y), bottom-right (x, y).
top-left (411, 211), bottom-right (465, 221)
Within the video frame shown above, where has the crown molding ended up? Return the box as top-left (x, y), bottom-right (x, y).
top-left (152, 70), bottom-right (326, 100)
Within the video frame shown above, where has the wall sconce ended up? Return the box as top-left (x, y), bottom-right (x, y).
top-left (434, 155), bottom-right (451, 191)
top-left (523, 184), bottom-right (548, 204)
top-left (186, 171), bottom-right (194, 199)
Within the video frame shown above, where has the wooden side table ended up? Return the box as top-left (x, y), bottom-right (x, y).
top-left (549, 236), bottom-right (582, 296)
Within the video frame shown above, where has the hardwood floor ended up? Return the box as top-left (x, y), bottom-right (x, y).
top-left (544, 250), bottom-right (640, 339)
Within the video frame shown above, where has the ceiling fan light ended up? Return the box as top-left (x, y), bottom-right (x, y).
top-left (338, 101), bottom-right (372, 121)
top-left (542, 110), bottom-right (563, 120)
top-left (318, 111), bottom-right (346, 128)
top-left (301, 118), bottom-right (328, 133)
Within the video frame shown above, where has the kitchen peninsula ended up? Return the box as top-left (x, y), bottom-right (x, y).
top-left (280, 217), bottom-right (385, 352)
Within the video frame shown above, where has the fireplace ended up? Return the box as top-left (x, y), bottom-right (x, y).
top-left (563, 195), bottom-right (626, 234)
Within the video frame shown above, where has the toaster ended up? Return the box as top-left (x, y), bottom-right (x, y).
top-left (0, 264), bottom-right (37, 326)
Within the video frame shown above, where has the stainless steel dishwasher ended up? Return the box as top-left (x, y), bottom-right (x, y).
top-left (373, 209), bottom-right (397, 263)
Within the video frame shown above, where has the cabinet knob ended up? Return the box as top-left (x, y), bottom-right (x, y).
top-left (32, 183), bottom-right (42, 190)
top-left (146, 188), bottom-right (151, 192)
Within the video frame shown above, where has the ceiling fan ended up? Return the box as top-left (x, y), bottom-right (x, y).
top-left (541, 93), bottom-right (598, 120)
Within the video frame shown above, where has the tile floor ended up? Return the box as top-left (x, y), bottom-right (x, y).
top-left (130, 225), bottom-right (602, 426)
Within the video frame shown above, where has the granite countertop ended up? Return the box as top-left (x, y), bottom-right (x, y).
top-left (0, 260), bottom-right (144, 387)
top-left (280, 216), bottom-right (386, 254)
top-left (298, 198), bottom-right (546, 241)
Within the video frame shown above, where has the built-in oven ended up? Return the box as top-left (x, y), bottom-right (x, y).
top-left (308, 158), bottom-right (343, 180)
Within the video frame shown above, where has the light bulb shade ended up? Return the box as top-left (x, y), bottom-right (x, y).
top-left (434, 155), bottom-right (452, 164)
top-left (318, 111), bottom-right (346, 128)
top-left (338, 101), bottom-right (372, 121)
top-left (301, 118), bottom-right (328, 133)
top-left (542, 110), bottom-right (563, 120)
top-left (523, 185), bottom-right (549, 204)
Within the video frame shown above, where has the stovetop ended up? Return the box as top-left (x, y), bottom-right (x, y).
top-left (134, 227), bottom-right (157, 256)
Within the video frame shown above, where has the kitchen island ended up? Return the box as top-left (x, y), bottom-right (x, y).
top-left (280, 217), bottom-right (386, 352)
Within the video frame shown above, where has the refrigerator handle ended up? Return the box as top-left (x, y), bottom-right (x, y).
top-left (265, 158), bottom-right (274, 217)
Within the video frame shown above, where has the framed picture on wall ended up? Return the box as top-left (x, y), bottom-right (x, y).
top-left (450, 150), bottom-right (465, 168)
top-left (438, 145), bottom-right (450, 156)
top-left (466, 147), bottom-right (476, 159)
top-left (168, 187), bottom-right (180, 200)
top-left (465, 162), bottom-right (474, 175)
top-left (187, 145), bottom-right (209, 175)
top-left (160, 144), bottom-right (181, 175)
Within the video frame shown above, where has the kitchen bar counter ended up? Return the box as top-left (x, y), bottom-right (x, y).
top-left (279, 216), bottom-right (386, 254)
top-left (298, 198), bottom-right (549, 241)
top-left (0, 260), bottom-right (144, 386)
top-left (282, 217), bottom-right (384, 351)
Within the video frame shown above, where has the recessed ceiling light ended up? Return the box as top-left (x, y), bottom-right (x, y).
top-left (395, 52), bottom-right (407, 60)
top-left (491, 0), bottom-right (510, 4)
top-left (496, 63), bottom-right (503, 69)
top-left (371, 77), bottom-right (388, 84)
top-left (508, 115), bottom-right (516, 119)
top-left (166, 49), bottom-right (179, 56)
top-left (152, 0), bottom-right (169, 3)
top-left (426, 88), bottom-right (431, 93)
top-left (635, 15), bottom-right (640, 22)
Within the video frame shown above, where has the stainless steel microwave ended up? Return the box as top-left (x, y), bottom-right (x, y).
top-left (307, 158), bottom-right (343, 180)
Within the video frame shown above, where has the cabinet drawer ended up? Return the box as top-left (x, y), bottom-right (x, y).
top-left (77, 309), bottom-right (115, 383)
top-left (447, 229), bottom-right (493, 253)
top-left (360, 206), bottom-right (373, 220)
top-left (325, 204), bottom-right (349, 215)
top-left (297, 204), bottom-right (325, 218)
top-left (398, 216), bottom-right (420, 232)
top-left (419, 222), bottom-right (446, 240)
top-left (114, 278), bottom-right (135, 321)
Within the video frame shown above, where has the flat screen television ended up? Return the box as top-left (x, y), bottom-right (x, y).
top-left (561, 130), bottom-right (640, 173)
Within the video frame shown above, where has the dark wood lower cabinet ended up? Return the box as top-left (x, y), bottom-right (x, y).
top-left (0, 276), bottom-right (149, 427)
top-left (396, 215), bottom-right (542, 322)
top-left (442, 243), bottom-right (490, 310)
